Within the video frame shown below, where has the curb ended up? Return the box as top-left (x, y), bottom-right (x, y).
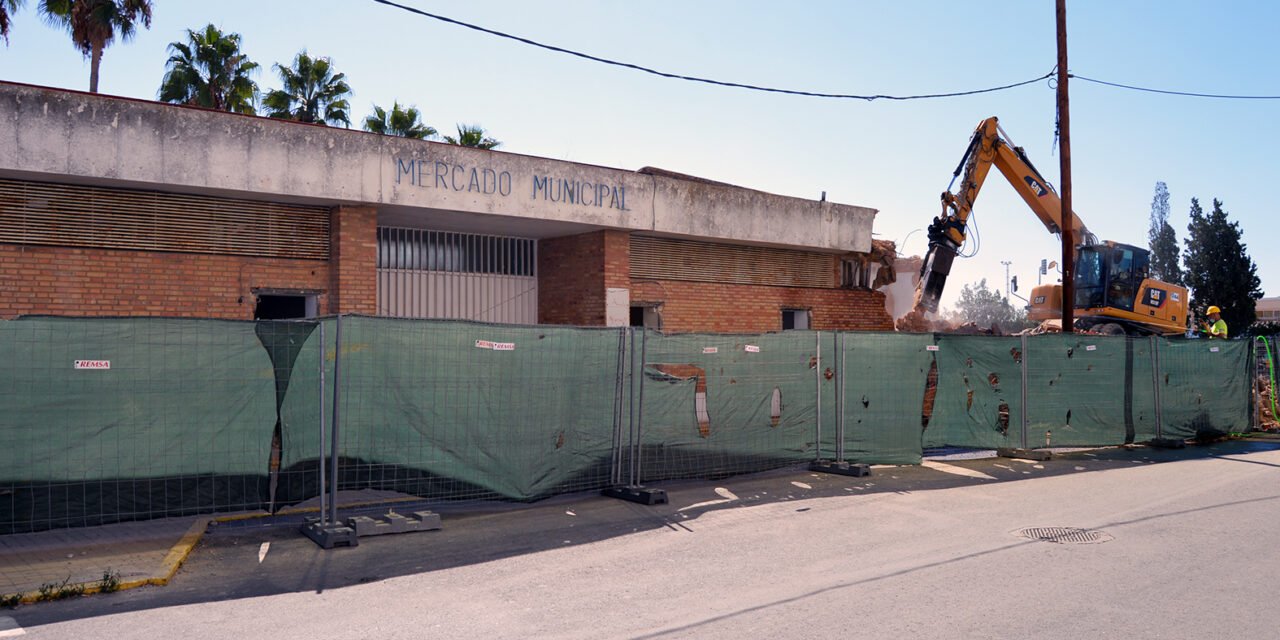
top-left (1, 496), bottom-right (425, 606)
top-left (2, 516), bottom-right (210, 606)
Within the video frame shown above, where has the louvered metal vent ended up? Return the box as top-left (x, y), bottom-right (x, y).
top-left (0, 178), bottom-right (330, 260)
top-left (630, 235), bottom-right (836, 288)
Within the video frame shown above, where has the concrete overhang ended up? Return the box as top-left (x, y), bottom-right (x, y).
top-left (0, 81), bottom-right (876, 253)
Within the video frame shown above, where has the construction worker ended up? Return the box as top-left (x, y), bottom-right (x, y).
top-left (1202, 305), bottom-right (1228, 339)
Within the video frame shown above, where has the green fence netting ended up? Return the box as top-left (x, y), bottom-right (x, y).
top-left (633, 330), bottom-right (821, 483)
top-left (0, 315), bottom-right (1263, 533)
top-left (926, 335), bottom-right (1025, 450)
top-left (278, 317), bottom-right (622, 503)
top-left (0, 317), bottom-right (278, 533)
top-left (1156, 339), bottom-right (1251, 438)
top-left (1023, 335), bottom-right (1158, 447)
top-left (838, 332), bottom-right (933, 465)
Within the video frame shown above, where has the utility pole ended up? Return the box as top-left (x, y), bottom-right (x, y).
top-left (1056, 0), bottom-right (1074, 333)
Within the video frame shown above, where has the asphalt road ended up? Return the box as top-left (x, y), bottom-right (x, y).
top-left (9, 439), bottom-right (1280, 639)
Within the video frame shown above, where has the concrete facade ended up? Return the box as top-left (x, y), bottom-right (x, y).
top-left (0, 82), bottom-right (890, 331)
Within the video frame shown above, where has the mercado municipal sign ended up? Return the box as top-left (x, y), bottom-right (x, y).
top-left (393, 156), bottom-right (629, 211)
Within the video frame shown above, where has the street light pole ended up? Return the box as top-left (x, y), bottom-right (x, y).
top-left (1001, 260), bottom-right (1012, 296)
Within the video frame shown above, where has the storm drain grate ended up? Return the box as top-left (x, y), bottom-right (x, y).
top-left (1015, 527), bottom-right (1113, 544)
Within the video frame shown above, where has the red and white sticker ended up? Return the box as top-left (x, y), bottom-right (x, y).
top-left (475, 340), bottom-right (515, 351)
top-left (74, 360), bottom-right (110, 370)
top-left (744, 345), bottom-right (760, 353)
top-left (702, 347), bottom-right (718, 354)
top-left (926, 345), bottom-right (940, 352)
top-left (1086, 345), bottom-right (1097, 351)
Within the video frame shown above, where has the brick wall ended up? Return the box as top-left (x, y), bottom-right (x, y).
top-left (330, 205), bottom-right (377, 315)
top-left (538, 230), bottom-right (629, 325)
top-left (0, 204), bottom-right (380, 320)
top-left (0, 243), bottom-right (328, 319)
top-left (630, 279), bottom-right (893, 333)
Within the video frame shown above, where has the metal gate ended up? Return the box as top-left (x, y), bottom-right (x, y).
top-left (376, 227), bottom-right (538, 323)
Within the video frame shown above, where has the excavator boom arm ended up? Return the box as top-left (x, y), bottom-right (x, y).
top-left (915, 117), bottom-right (1092, 312)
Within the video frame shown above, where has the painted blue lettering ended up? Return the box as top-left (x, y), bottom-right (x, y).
top-left (564, 179), bottom-right (576, 204)
top-left (618, 186), bottom-right (626, 211)
top-left (582, 181), bottom-right (594, 206)
top-left (395, 158), bottom-right (415, 185)
top-left (482, 168), bottom-right (497, 194)
top-left (499, 171), bottom-right (512, 196)
top-left (533, 175), bottom-right (548, 199)
top-left (452, 164), bottom-right (465, 191)
top-left (435, 161), bottom-right (449, 188)
top-left (468, 168), bottom-right (481, 192)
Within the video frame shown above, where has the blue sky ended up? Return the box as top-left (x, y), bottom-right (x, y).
top-left (1, 1), bottom-right (1276, 310)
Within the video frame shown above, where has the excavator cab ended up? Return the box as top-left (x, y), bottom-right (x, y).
top-left (1074, 243), bottom-right (1147, 312)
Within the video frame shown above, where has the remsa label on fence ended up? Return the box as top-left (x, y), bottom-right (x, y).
top-left (1086, 345), bottom-right (1097, 351)
top-left (74, 360), bottom-right (110, 370)
top-left (702, 347), bottom-right (718, 354)
top-left (744, 345), bottom-right (760, 353)
top-left (475, 340), bottom-right (515, 351)
top-left (1210, 346), bottom-right (1220, 353)
top-left (926, 345), bottom-right (939, 352)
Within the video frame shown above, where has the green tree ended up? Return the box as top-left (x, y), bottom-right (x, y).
top-left (39, 0), bottom-right (153, 93)
top-left (158, 24), bottom-right (259, 114)
top-left (363, 101), bottom-right (436, 139)
top-left (1, 0), bottom-right (24, 44)
top-left (261, 51), bottom-right (352, 126)
top-left (443, 123), bottom-right (500, 149)
top-left (949, 278), bottom-right (1031, 331)
top-left (1183, 197), bottom-right (1262, 336)
top-left (1147, 181), bottom-right (1183, 286)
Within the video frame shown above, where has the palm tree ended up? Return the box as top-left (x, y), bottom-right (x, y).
top-left (1, 0), bottom-right (25, 44)
top-left (443, 124), bottom-right (501, 150)
top-left (158, 24), bottom-right (259, 114)
top-left (363, 101), bottom-right (436, 139)
top-left (39, 0), bottom-right (153, 93)
top-left (261, 51), bottom-right (352, 126)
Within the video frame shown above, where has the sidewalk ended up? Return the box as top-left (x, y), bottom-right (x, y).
top-left (0, 489), bottom-right (423, 604)
top-left (0, 516), bottom-right (207, 603)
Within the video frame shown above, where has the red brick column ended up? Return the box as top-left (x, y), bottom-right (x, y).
top-left (329, 205), bottom-right (378, 315)
top-left (538, 230), bottom-right (631, 326)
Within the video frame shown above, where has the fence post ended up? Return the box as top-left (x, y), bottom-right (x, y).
top-left (1151, 336), bottom-right (1163, 440)
top-left (609, 327), bottom-right (627, 487)
top-left (1020, 334), bottom-right (1030, 451)
top-left (301, 315), bottom-right (358, 548)
top-left (814, 331), bottom-right (822, 460)
top-left (329, 314), bottom-right (342, 526)
top-left (602, 327), bottom-right (667, 504)
top-left (317, 320), bottom-right (327, 524)
top-left (837, 332), bottom-right (846, 462)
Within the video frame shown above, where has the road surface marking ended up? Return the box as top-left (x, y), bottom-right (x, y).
top-left (258, 542), bottom-right (270, 564)
top-left (921, 460), bottom-right (997, 480)
top-left (0, 616), bottom-right (23, 638)
top-left (791, 481), bottom-right (812, 489)
top-left (678, 487), bottom-right (741, 512)
top-left (714, 487), bottom-right (738, 500)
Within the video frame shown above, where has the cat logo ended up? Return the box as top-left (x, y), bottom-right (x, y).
top-left (1034, 295), bottom-right (1046, 304)
top-left (1023, 175), bottom-right (1048, 197)
top-left (1142, 287), bottom-right (1167, 308)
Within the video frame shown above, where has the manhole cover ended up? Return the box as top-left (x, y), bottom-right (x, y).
top-left (1014, 527), bottom-right (1113, 544)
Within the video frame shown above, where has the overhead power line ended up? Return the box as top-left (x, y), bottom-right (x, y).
top-left (1070, 74), bottom-right (1280, 100)
top-left (371, 1), bottom-right (1280, 103)
top-left (370, 0), bottom-right (1052, 101)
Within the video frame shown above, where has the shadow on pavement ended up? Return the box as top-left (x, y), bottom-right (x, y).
top-left (9, 437), bottom-right (1279, 629)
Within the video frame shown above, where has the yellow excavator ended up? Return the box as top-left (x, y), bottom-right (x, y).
top-left (915, 116), bottom-right (1188, 336)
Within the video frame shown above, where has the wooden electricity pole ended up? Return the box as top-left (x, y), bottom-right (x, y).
top-left (1056, 0), bottom-right (1074, 333)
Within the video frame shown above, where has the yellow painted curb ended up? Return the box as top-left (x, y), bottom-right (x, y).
top-left (1, 497), bottom-right (426, 606)
top-left (3, 516), bottom-right (211, 605)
